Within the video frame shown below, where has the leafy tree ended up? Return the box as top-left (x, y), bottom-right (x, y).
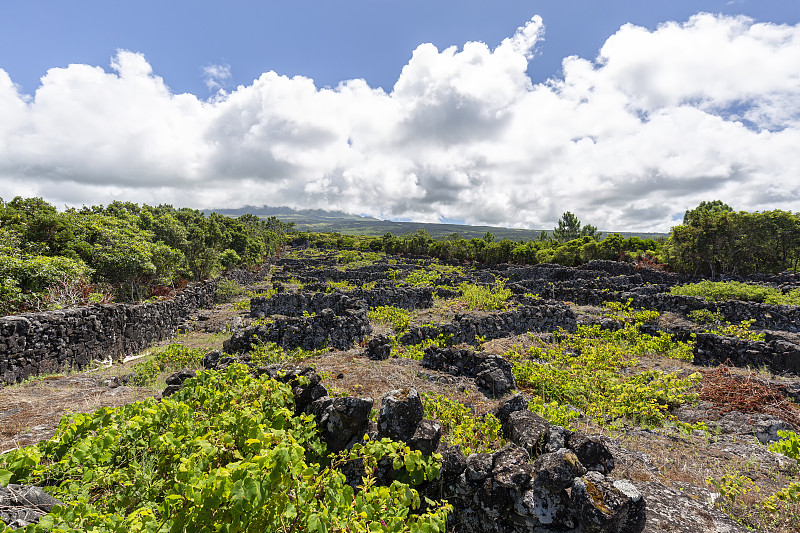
top-left (666, 202), bottom-right (800, 276)
top-left (219, 248), bottom-right (242, 269)
top-left (553, 212), bottom-right (600, 243)
top-left (683, 200), bottom-right (733, 225)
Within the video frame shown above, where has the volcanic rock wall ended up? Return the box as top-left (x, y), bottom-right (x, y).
top-left (0, 280), bottom-right (218, 387)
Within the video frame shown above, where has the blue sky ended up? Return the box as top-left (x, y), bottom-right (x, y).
top-left (3, 1), bottom-right (797, 95)
top-left (1, 1), bottom-right (799, 231)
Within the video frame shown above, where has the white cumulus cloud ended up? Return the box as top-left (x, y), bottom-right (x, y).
top-left (203, 63), bottom-right (231, 91)
top-left (0, 14), bottom-right (798, 232)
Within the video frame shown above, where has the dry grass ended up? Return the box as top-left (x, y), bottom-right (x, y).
top-left (0, 372), bottom-right (155, 452)
top-left (296, 347), bottom-right (499, 416)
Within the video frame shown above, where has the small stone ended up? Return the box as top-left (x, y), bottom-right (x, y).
top-left (492, 393), bottom-right (527, 426)
top-left (568, 433), bottom-right (615, 474)
top-left (569, 471), bottom-right (646, 533)
top-left (465, 453), bottom-right (493, 482)
top-left (492, 443), bottom-right (533, 488)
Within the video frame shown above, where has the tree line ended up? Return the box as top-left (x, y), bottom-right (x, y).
top-left (2, 198), bottom-right (798, 315)
top-left (301, 205), bottom-right (800, 278)
top-left (0, 197), bottom-right (293, 314)
top-left (664, 201), bottom-right (800, 277)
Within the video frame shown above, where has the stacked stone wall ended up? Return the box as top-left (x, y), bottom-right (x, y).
top-left (251, 287), bottom-right (433, 317)
top-left (0, 280), bottom-right (217, 387)
top-left (225, 294), bottom-right (371, 352)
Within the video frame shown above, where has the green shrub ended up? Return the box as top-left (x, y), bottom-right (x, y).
top-left (670, 280), bottom-right (787, 304)
top-left (769, 430), bottom-right (800, 460)
top-left (458, 279), bottom-right (512, 311)
top-left (0, 365), bottom-right (450, 532)
top-left (249, 341), bottom-right (324, 366)
top-left (392, 332), bottom-right (451, 361)
top-left (232, 288), bottom-right (277, 311)
top-left (214, 278), bottom-right (244, 303)
top-left (219, 248), bottom-right (241, 268)
top-left (510, 314), bottom-right (698, 428)
top-left (771, 288), bottom-right (800, 306)
top-left (369, 305), bottom-right (411, 333)
top-left (422, 393), bottom-right (506, 456)
top-left (403, 269), bottom-right (440, 287)
top-left (688, 308), bottom-right (725, 324)
top-left (130, 344), bottom-right (205, 386)
top-left (705, 319), bottom-right (766, 342)
top-left (326, 280), bottom-right (356, 292)
top-left (0, 254), bottom-right (94, 314)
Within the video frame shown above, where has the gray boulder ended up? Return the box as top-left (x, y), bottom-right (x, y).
top-left (570, 471), bottom-right (646, 533)
top-left (0, 484), bottom-right (63, 529)
top-left (378, 388), bottom-right (424, 442)
top-left (506, 409), bottom-right (550, 459)
top-left (310, 395), bottom-right (373, 452)
top-left (408, 419), bottom-right (441, 456)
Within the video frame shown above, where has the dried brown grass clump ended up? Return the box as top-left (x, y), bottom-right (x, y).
top-left (698, 363), bottom-right (800, 429)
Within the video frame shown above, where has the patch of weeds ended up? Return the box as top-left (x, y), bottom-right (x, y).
top-left (457, 279), bottom-right (512, 311)
top-left (604, 299), bottom-right (660, 324)
top-left (511, 319), bottom-right (699, 428)
top-left (422, 393), bottom-right (506, 456)
top-left (232, 288), bottom-right (277, 311)
top-left (404, 269), bottom-right (441, 287)
top-left (369, 305), bottom-right (411, 333)
top-left (326, 280), bottom-right (356, 293)
top-left (130, 344), bottom-right (205, 387)
top-left (528, 398), bottom-right (582, 428)
top-left (705, 319), bottom-right (766, 342)
top-left (672, 419), bottom-right (710, 438)
top-left (688, 308), bottom-right (725, 324)
top-left (286, 277), bottom-right (305, 289)
top-left (249, 341), bottom-right (326, 366)
top-left (428, 262), bottom-right (465, 277)
top-left (214, 279), bottom-right (244, 304)
top-left (769, 430), bottom-right (800, 460)
top-left (335, 250), bottom-right (384, 270)
top-left (702, 431), bottom-right (800, 530)
top-left (671, 280), bottom-right (800, 305)
top-left (391, 333), bottom-right (451, 361)
top-left (232, 299), bottom-right (250, 311)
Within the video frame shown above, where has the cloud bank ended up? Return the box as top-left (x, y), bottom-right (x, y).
top-left (1, 13), bottom-right (799, 232)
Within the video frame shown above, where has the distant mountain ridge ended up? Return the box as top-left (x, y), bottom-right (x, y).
top-left (207, 205), bottom-right (668, 241)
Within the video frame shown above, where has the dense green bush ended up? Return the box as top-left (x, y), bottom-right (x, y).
top-left (422, 393), bottom-right (506, 456)
top-left (670, 280), bottom-right (800, 305)
top-left (369, 305), bottom-right (411, 333)
top-left (0, 197), bottom-right (294, 314)
top-left (510, 304), bottom-right (697, 428)
top-left (457, 279), bottom-right (512, 311)
top-left (0, 364), bottom-right (450, 532)
top-left (665, 204), bottom-right (800, 276)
